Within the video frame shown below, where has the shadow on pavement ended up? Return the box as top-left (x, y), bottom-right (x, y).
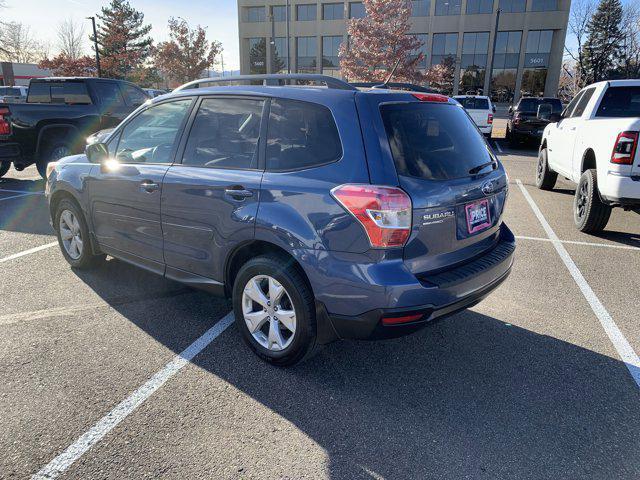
top-left (0, 189), bottom-right (52, 236)
top-left (72, 259), bottom-right (640, 480)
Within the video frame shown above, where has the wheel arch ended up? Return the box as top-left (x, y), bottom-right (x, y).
top-left (36, 124), bottom-right (80, 158)
top-left (581, 148), bottom-right (597, 173)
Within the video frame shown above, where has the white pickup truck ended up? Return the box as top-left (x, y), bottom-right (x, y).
top-left (537, 79), bottom-right (640, 233)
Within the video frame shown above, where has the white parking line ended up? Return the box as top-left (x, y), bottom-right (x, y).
top-left (0, 192), bottom-right (32, 202)
top-left (516, 235), bottom-right (640, 252)
top-left (0, 188), bottom-right (44, 195)
top-left (516, 179), bottom-right (640, 389)
top-left (0, 242), bottom-right (58, 263)
top-left (32, 312), bottom-right (235, 480)
top-left (494, 141), bottom-right (503, 153)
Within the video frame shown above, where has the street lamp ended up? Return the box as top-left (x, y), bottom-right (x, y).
top-left (86, 16), bottom-right (102, 78)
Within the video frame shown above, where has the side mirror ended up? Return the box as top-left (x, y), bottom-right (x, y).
top-left (548, 112), bottom-right (562, 123)
top-left (85, 142), bottom-right (109, 163)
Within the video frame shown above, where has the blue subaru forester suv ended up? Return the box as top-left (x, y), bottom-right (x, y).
top-left (46, 75), bottom-right (515, 366)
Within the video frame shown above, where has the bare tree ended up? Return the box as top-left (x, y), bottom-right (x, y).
top-left (619, 3), bottom-right (640, 78)
top-left (57, 19), bottom-right (86, 61)
top-left (0, 22), bottom-right (48, 63)
top-left (0, 0), bottom-right (9, 58)
top-left (564, 0), bottom-right (595, 88)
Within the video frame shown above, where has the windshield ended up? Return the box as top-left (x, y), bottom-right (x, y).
top-left (596, 87), bottom-right (640, 118)
top-left (518, 98), bottom-right (562, 114)
top-left (455, 97), bottom-right (489, 110)
top-left (381, 103), bottom-right (493, 181)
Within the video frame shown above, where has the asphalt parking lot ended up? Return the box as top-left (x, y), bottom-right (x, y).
top-left (1, 142), bottom-right (639, 479)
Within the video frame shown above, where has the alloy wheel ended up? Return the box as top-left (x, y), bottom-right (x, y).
top-left (576, 181), bottom-right (589, 220)
top-left (59, 209), bottom-right (83, 260)
top-left (242, 275), bottom-right (297, 352)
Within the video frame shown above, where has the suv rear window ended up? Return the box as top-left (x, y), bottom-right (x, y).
top-left (266, 99), bottom-right (342, 171)
top-left (596, 86), bottom-right (640, 118)
top-left (518, 98), bottom-right (562, 113)
top-left (456, 97), bottom-right (489, 109)
top-left (381, 103), bottom-right (493, 181)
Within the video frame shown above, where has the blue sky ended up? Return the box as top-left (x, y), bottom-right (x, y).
top-left (1, 0), bottom-right (240, 70)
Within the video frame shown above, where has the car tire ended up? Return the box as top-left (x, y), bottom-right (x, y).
top-left (574, 169), bottom-right (612, 233)
top-left (233, 254), bottom-right (317, 367)
top-left (37, 143), bottom-right (71, 178)
top-left (0, 161), bottom-right (10, 178)
top-left (54, 198), bottom-right (106, 269)
top-left (535, 148), bottom-right (557, 190)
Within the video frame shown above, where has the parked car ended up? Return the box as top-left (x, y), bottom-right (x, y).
top-left (506, 97), bottom-right (563, 146)
top-left (0, 85), bottom-right (28, 103)
top-left (453, 95), bottom-right (495, 137)
top-left (144, 88), bottom-right (169, 98)
top-left (0, 77), bottom-right (149, 178)
top-left (46, 74), bottom-right (515, 366)
top-left (538, 79), bottom-right (640, 233)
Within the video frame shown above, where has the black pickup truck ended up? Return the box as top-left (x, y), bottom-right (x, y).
top-left (0, 77), bottom-right (149, 178)
top-left (506, 97), bottom-right (563, 146)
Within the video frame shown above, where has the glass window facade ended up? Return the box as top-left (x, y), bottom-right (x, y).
top-left (435, 0), bottom-right (461, 15)
top-left (432, 33), bottom-right (458, 94)
top-left (272, 5), bottom-right (288, 21)
top-left (297, 4), bottom-right (317, 21)
top-left (323, 3), bottom-right (344, 19)
top-left (297, 36), bottom-right (317, 73)
top-left (466, 0), bottom-right (493, 14)
top-left (491, 31), bottom-right (522, 102)
top-left (521, 30), bottom-right (553, 97)
top-left (322, 36), bottom-right (342, 69)
top-left (246, 6), bottom-right (265, 22)
top-left (531, 0), bottom-right (557, 11)
top-left (273, 37), bottom-right (288, 72)
top-left (249, 37), bottom-right (267, 74)
top-left (460, 32), bottom-right (489, 94)
top-left (499, 0), bottom-right (525, 13)
top-left (349, 2), bottom-right (366, 18)
top-left (411, 0), bottom-right (430, 16)
top-left (409, 34), bottom-right (428, 68)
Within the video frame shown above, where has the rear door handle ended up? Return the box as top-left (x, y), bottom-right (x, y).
top-left (224, 188), bottom-right (253, 199)
top-left (140, 180), bottom-right (160, 193)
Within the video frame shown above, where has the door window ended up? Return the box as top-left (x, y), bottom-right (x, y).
top-left (121, 83), bottom-right (149, 107)
top-left (182, 98), bottom-right (265, 169)
top-left (561, 90), bottom-right (584, 118)
top-left (570, 88), bottom-right (594, 118)
top-left (94, 81), bottom-right (126, 107)
top-left (115, 99), bottom-right (193, 164)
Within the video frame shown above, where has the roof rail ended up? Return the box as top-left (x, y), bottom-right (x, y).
top-left (174, 74), bottom-right (357, 92)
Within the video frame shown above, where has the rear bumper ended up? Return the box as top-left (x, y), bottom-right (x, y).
top-left (599, 172), bottom-right (640, 206)
top-left (307, 223), bottom-right (516, 341)
top-left (478, 125), bottom-right (492, 135)
top-left (0, 143), bottom-right (22, 161)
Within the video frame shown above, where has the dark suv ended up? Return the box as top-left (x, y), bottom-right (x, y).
top-left (46, 75), bottom-right (515, 366)
top-left (506, 97), bottom-right (563, 146)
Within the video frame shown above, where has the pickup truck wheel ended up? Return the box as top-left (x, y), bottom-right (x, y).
top-left (233, 255), bottom-right (317, 367)
top-left (574, 169), bottom-right (612, 233)
top-left (535, 148), bottom-right (557, 190)
top-left (37, 144), bottom-right (71, 178)
top-left (54, 198), bottom-right (105, 269)
top-left (0, 162), bottom-right (10, 178)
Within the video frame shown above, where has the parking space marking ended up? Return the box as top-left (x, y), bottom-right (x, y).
top-left (515, 235), bottom-right (640, 252)
top-left (516, 179), bottom-right (640, 388)
top-left (0, 242), bottom-right (58, 264)
top-left (0, 188), bottom-right (44, 195)
top-left (0, 192), bottom-right (34, 202)
top-left (494, 140), bottom-right (503, 153)
top-left (32, 312), bottom-right (234, 480)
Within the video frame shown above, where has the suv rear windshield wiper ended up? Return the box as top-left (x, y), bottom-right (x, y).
top-left (468, 160), bottom-right (496, 175)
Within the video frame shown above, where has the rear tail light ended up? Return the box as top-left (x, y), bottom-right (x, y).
top-left (488, 113), bottom-right (493, 125)
top-left (0, 107), bottom-right (10, 136)
top-left (331, 184), bottom-right (412, 248)
top-left (611, 131), bottom-right (638, 165)
top-left (412, 93), bottom-right (449, 103)
top-left (382, 313), bottom-right (424, 325)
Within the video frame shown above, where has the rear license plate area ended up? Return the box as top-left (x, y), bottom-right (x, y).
top-left (465, 199), bottom-right (491, 234)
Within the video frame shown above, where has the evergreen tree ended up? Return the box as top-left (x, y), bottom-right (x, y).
top-left (582, 0), bottom-right (624, 83)
top-left (96, 0), bottom-right (153, 79)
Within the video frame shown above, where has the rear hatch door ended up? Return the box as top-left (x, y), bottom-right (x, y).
top-left (376, 99), bottom-right (508, 274)
top-left (456, 97), bottom-right (491, 128)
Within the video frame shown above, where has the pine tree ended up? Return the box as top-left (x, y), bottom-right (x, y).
top-left (582, 0), bottom-right (624, 83)
top-left (338, 0), bottom-right (425, 83)
top-left (96, 0), bottom-right (153, 79)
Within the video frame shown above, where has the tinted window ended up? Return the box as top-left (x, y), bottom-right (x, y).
top-left (115, 99), bottom-right (192, 164)
top-left (27, 82), bottom-right (91, 104)
top-left (562, 91), bottom-right (584, 117)
top-left (297, 4), bottom-right (316, 20)
top-left (349, 2), bottom-right (365, 18)
top-left (266, 99), bottom-right (342, 171)
top-left (272, 5), bottom-right (289, 21)
top-left (121, 84), bottom-right (149, 107)
top-left (596, 86), bottom-right (640, 118)
top-left (571, 88), bottom-right (595, 118)
top-left (381, 103), bottom-right (493, 181)
top-left (182, 98), bottom-right (264, 169)
top-left (456, 97), bottom-right (489, 109)
top-left (0, 87), bottom-right (23, 96)
top-left (518, 98), bottom-right (561, 113)
top-left (323, 3), bottom-right (343, 19)
top-left (412, 0), bottom-right (430, 16)
top-left (94, 81), bottom-right (125, 107)
top-left (246, 6), bottom-right (265, 22)
top-left (27, 83), bottom-right (51, 103)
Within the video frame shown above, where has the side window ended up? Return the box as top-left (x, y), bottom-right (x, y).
top-left (115, 99), bottom-right (192, 164)
top-left (182, 97), bottom-right (264, 169)
top-left (121, 83), bottom-right (149, 107)
top-left (562, 90), bottom-right (584, 118)
top-left (570, 88), bottom-right (595, 118)
top-left (266, 99), bottom-right (342, 171)
top-left (93, 81), bottom-right (126, 108)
